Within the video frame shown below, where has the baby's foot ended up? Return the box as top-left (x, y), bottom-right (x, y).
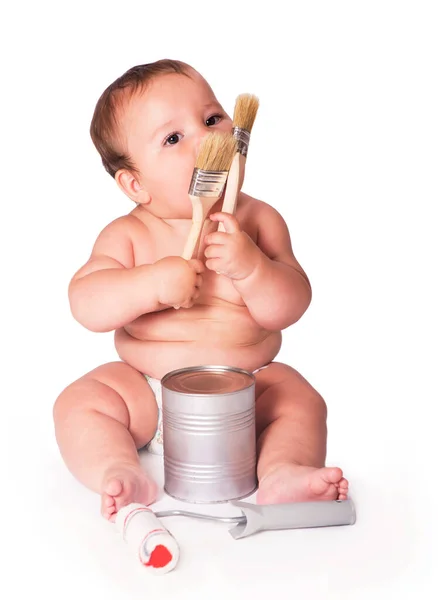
top-left (257, 463), bottom-right (349, 505)
top-left (101, 463), bottom-right (158, 522)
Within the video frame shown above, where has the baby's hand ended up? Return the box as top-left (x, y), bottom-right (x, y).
top-left (155, 256), bottom-right (204, 309)
top-left (204, 213), bottom-right (262, 280)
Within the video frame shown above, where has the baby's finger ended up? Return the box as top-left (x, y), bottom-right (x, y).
top-left (188, 259), bottom-right (204, 273)
top-left (204, 232), bottom-right (228, 246)
top-left (204, 244), bottom-right (224, 259)
top-left (195, 274), bottom-right (203, 288)
top-left (205, 258), bottom-right (222, 272)
top-left (209, 212), bottom-right (241, 234)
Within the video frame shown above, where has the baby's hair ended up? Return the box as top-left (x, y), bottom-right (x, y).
top-left (90, 59), bottom-right (192, 178)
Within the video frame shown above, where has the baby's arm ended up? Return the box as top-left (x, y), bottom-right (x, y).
top-left (233, 203), bottom-right (312, 331)
top-left (69, 217), bottom-right (163, 332)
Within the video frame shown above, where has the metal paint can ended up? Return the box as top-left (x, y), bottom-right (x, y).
top-left (162, 365), bottom-right (257, 503)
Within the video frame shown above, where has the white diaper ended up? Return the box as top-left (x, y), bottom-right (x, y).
top-left (144, 375), bottom-right (164, 456)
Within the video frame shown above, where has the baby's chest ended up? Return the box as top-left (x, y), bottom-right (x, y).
top-left (198, 269), bottom-right (245, 306)
top-left (134, 224), bottom-right (247, 307)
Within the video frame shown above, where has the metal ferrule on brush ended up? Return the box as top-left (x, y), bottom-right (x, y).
top-left (233, 127), bottom-right (251, 157)
top-left (189, 169), bottom-right (228, 197)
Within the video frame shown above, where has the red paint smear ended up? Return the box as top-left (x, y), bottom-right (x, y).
top-left (145, 544), bottom-right (173, 569)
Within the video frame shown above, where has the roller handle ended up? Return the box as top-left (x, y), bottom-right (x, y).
top-left (229, 498), bottom-right (356, 539)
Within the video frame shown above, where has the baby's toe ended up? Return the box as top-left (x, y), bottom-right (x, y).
top-left (104, 478), bottom-right (123, 497)
top-left (101, 493), bottom-right (117, 520)
top-left (101, 478), bottom-right (125, 521)
top-left (337, 477), bottom-right (349, 500)
top-left (103, 493), bottom-right (116, 507)
top-left (338, 479), bottom-right (349, 496)
top-left (324, 467), bottom-right (344, 484)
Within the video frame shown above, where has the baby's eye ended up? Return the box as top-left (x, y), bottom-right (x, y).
top-left (165, 133), bottom-right (182, 146)
top-left (205, 114), bottom-right (222, 127)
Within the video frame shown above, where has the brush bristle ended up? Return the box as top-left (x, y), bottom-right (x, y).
top-left (233, 94), bottom-right (260, 133)
top-left (195, 132), bottom-right (237, 172)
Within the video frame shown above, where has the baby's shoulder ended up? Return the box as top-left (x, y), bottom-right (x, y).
top-left (96, 209), bottom-right (150, 242)
top-left (238, 193), bottom-right (285, 227)
top-left (91, 210), bottom-right (150, 262)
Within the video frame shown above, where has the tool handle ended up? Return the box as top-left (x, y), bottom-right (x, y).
top-left (218, 153), bottom-right (242, 232)
top-left (182, 194), bottom-right (220, 259)
top-left (181, 195), bottom-right (205, 260)
top-left (230, 499), bottom-right (356, 539)
top-left (259, 499), bottom-right (355, 530)
top-left (182, 219), bottom-right (203, 260)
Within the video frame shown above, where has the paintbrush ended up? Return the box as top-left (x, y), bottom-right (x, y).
top-left (218, 94), bottom-right (259, 232)
top-left (182, 132), bottom-right (237, 260)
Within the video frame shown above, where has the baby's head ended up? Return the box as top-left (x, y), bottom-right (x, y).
top-left (90, 59), bottom-right (232, 218)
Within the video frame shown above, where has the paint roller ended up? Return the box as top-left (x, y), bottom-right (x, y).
top-left (116, 498), bottom-right (356, 573)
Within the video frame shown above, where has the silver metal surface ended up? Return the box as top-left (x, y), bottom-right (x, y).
top-left (162, 365), bottom-right (257, 503)
top-left (233, 127), bottom-right (250, 157)
top-left (229, 498), bottom-right (357, 540)
top-left (155, 498), bottom-right (357, 540)
top-left (188, 168), bottom-right (228, 197)
top-left (155, 510), bottom-right (245, 525)
top-left (162, 365), bottom-right (254, 394)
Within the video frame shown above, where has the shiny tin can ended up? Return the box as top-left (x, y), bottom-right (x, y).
top-left (162, 365), bottom-right (257, 503)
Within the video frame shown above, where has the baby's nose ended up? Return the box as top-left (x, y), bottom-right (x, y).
top-left (193, 132), bottom-right (209, 161)
top-left (194, 130), bottom-right (211, 155)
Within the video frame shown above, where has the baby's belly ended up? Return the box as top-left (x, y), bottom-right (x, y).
top-left (114, 302), bottom-right (282, 379)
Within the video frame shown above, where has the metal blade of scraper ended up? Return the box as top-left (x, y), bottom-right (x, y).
top-left (228, 498), bottom-right (356, 540)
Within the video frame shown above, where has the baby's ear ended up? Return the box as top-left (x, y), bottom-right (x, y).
top-left (115, 169), bottom-right (151, 204)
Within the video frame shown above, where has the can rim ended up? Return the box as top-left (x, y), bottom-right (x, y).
top-left (161, 364), bottom-right (255, 396)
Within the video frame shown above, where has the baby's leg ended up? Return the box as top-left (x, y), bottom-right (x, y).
top-left (254, 362), bottom-right (349, 504)
top-left (53, 361), bottom-right (159, 521)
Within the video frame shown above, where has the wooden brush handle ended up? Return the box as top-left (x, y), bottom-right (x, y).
top-left (182, 195), bottom-right (218, 260)
top-left (182, 219), bottom-right (203, 260)
top-left (218, 153), bottom-right (242, 232)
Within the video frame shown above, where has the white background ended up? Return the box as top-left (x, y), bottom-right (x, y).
top-left (1, 1), bottom-right (436, 598)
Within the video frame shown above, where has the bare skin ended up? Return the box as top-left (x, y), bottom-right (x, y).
top-left (54, 68), bottom-right (348, 521)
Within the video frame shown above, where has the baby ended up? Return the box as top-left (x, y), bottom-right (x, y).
top-left (54, 59), bottom-right (348, 521)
